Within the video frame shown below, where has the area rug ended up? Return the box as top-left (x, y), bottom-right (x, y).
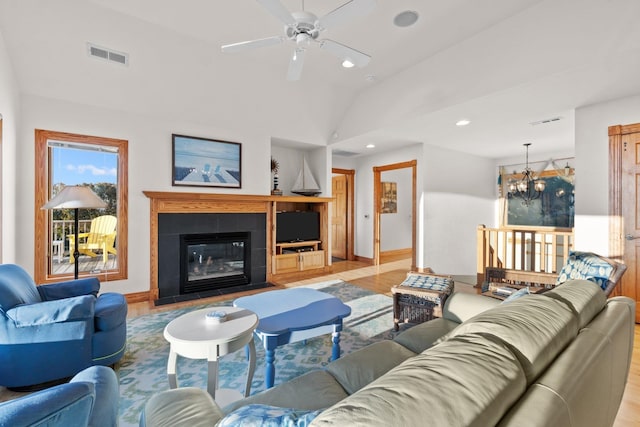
top-left (117, 280), bottom-right (396, 426)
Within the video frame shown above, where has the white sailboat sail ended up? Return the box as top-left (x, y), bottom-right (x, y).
top-left (292, 157), bottom-right (321, 196)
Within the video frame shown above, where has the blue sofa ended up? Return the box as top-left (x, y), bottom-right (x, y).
top-left (0, 264), bottom-right (128, 388)
top-left (0, 365), bottom-right (119, 427)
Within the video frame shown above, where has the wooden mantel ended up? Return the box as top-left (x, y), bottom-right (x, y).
top-left (143, 191), bottom-right (332, 302)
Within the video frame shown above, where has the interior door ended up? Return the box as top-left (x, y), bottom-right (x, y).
top-left (332, 174), bottom-right (347, 259)
top-left (610, 123), bottom-right (640, 322)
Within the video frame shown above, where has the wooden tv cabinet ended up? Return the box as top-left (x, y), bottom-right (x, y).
top-left (270, 197), bottom-right (330, 277)
top-left (274, 240), bottom-right (325, 274)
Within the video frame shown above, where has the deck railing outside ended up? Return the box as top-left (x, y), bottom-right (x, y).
top-left (50, 219), bottom-right (93, 254)
top-left (476, 224), bottom-right (574, 286)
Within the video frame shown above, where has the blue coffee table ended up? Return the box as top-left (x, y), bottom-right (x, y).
top-left (233, 288), bottom-right (351, 388)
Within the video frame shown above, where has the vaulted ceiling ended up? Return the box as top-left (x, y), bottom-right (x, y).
top-left (1, 0), bottom-right (639, 158)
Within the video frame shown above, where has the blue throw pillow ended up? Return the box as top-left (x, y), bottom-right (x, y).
top-left (218, 404), bottom-right (322, 427)
top-left (555, 251), bottom-right (613, 291)
top-left (501, 287), bottom-right (531, 303)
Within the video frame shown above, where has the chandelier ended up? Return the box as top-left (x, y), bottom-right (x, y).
top-left (508, 143), bottom-right (546, 206)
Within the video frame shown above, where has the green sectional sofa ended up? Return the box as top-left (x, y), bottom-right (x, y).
top-left (140, 279), bottom-right (635, 427)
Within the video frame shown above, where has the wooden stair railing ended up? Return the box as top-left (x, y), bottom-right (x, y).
top-left (476, 224), bottom-right (574, 287)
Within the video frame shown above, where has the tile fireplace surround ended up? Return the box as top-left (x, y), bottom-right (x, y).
top-left (144, 192), bottom-right (278, 303)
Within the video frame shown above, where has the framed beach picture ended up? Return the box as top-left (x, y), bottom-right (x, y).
top-left (172, 134), bottom-right (241, 188)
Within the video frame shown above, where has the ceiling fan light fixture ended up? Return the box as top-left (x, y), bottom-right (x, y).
top-left (224, 0), bottom-right (375, 80)
top-left (342, 59), bottom-right (355, 68)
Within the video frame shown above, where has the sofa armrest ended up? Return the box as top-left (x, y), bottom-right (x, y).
top-left (442, 292), bottom-right (501, 323)
top-left (37, 277), bottom-right (100, 300)
top-left (7, 295), bottom-right (95, 327)
top-left (72, 365), bottom-right (119, 427)
top-left (0, 380), bottom-right (95, 426)
top-left (140, 387), bottom-right (225, 427)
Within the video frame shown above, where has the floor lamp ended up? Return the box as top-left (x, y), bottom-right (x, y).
top-left (42, 185), bottom-right (108, 279)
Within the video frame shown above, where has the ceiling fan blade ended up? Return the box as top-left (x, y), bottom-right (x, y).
top-left (256, 0), bottom-right (296, 26)
top-left (317, 0), bottom-right (376, 30)
top-left (319, 39), bottom-right (370, 67)
top-left (221, 36), bottom-right (284, 53)
top-left (287, 48), bottom-right (306, 81)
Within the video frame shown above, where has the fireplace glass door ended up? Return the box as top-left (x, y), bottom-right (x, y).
top-left (180, 232), bottom-right (250, 293)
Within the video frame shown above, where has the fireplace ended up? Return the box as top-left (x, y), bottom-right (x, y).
top-left (157, 212), bottom-right (267, 305)
top-left (180, 232), bottom-right (250, 293)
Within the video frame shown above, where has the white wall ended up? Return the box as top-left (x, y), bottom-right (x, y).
top-left (380, 168), bottom-right (412, 251)
top-left (331, 143), bottom-right (495, 276)
top-left (0, 30), bottom-right (19, 262)
top-left (574, 94), bottom-right (640, 255)
top-left (17, 94), bottom-right (271, 294)
top-left (344, 144), bottom-right (423, 259)
top-left (421, 145), bottom-right (495, 275)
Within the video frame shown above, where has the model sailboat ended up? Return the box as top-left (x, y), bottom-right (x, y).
top-left (292, 157), bottom-right (321, 197)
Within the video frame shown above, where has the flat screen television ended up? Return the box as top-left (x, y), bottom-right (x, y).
top-left (276, 211), bottom-right (320, 243)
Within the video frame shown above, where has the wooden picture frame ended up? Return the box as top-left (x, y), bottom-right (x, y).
top-left (172, 134), bottom-right (241, 188)
top-left (381, 181), bottom-right (397, 214)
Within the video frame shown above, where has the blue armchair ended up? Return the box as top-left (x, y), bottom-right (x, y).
top-left (0, 365), bottom-right (120, 427)
top-left (0, 264), bottom-right (127, 388)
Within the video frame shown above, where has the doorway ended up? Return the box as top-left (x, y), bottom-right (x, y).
top-left (331, 168), bottom-right (354, 261)
top-left (609, 122), bottom-right (640, 322)
top-left (373, 160), bottom-right (417, 269)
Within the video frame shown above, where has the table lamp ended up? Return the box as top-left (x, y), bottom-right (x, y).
top-left (42, 185), bottom-right (108, 279)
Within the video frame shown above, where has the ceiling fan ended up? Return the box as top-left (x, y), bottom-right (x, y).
top-left (221, 0), bottom-right (376, 81)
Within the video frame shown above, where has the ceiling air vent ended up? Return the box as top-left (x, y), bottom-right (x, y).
top-left (333, 149), bottom-right (359, 157)
top-left (87, 43), bottom-right (129, 66)
top-left (529, 116), bottom-right (562, 126)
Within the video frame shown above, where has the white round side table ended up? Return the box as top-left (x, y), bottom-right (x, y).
top-left (163, 306), bottom-right (258, 406)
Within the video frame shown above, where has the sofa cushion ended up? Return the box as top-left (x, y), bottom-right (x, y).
top-left (542, 279), bottom-right (606, 329)
top-left (218, 404), bottom-right (321, 427)
top-left (498, 298), bottom-right (634, 427)
top-left (442, 291), bottom-right (501, 323)
top-left (393, 317), bottom-right (459, 353)
top-left (312, 333), bottom-right (527, 427)
top-left (223, 370), bottom-right (348, 414)
top-left (446, 294), bottom-right (578, 384)
top-left (325, 341), bottom-right (416, 395)
top-left (140, 387), bottom-right (224, 427)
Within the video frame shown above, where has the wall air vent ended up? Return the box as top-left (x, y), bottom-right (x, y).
top-left (529, 116), bottom-right (562, 126)
top-left (87, 43), bottom-right (129, 66)
top-left (333, 149), bottom-right (359, 157)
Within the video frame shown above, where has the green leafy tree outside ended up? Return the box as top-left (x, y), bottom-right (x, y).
top-left (51, 182), bottom-right (117, 244)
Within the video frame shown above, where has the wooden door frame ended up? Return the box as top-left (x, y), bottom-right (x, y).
top-left (609, 123), bottom-right (640, 297)
top-left (331, 168), bottom-right (355, 261)
top-left (373, 160), bottom-right (417, 269)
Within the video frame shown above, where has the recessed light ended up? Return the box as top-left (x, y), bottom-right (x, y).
top-left (342, 59), bottom-right (355, 68)
top-left (366, 144), bottom-right (375, 149)
top-left (456, 119), bottom-right (471, 127)
top-left (394, 11), bottom-right (419, 28)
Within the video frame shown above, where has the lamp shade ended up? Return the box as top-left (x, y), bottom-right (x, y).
top-left (42, 185), bottom-right (108, 209)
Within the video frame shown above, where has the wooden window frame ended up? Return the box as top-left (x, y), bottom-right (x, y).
top-left (34, 129), bottom-right (128, 283)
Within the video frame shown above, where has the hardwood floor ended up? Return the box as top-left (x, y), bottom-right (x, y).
top-left (125, 257), bottom-right (639, 425)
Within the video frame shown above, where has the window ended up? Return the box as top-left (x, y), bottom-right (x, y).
top-left (500, 160), bottom-right (575, 229)
top-left (35, 129), bottom-right (128, 283)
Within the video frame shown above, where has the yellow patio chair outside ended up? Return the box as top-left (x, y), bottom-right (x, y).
top-left (68, 215), bottom-right (117, 264)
